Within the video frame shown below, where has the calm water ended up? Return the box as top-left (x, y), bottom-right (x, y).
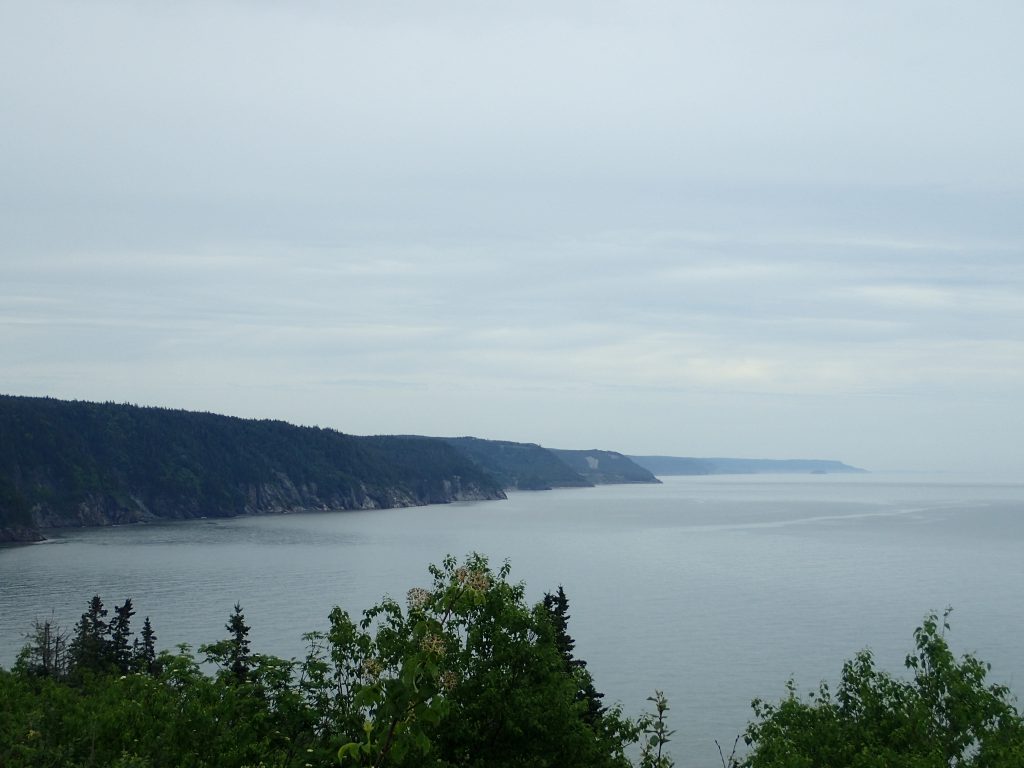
top-left (2, 474), bottom-right (1023, 767)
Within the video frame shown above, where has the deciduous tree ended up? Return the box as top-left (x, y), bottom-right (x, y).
top-left (741, 610), bottom-right (1024, 767)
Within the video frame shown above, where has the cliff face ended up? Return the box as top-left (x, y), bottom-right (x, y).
top-left (236, 473), bottom-right (500, 515)
top-left (22, 476), bottom-right (501, 532)
top-left (548, 449), bottom-right (660, 485)
top-left (438, 437), bottom-right (592, 490)
top-left (0, 395), bottom-right (506, 540)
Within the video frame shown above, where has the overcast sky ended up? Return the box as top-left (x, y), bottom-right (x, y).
top-left (3, 1), bottom-right (1022, 474)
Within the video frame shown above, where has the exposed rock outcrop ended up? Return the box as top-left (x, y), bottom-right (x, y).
top-left (0, 395), bottom-right (507, 541)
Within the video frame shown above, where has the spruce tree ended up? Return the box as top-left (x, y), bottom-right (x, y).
top-left (69, 595), bottom-right (110, 674)
top-left (226, 602), bottom-right (251, 683)
top-left (133, 616), bottom-right (158, 675)
top-left (543, 586), bottom-right (576, 660)
top-left (543, 586), bottom-right (606, 724)
top-left (108, 598), bottom-right (136, 673)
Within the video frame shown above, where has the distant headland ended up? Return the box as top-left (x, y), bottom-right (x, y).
top-left (629, 456), bottom-right (866, 476)
top-left (0, 394), bottom-right (863, 542)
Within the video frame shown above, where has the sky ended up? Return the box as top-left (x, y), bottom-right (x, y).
top-left (2, 1), bottom-right (1023, 474)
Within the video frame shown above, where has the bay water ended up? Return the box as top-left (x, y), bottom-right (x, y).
top-left (2, 474), bottom-right (1022, 766)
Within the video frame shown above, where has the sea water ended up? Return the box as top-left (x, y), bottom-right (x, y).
top-left (2, 473), bottom-right (1022, 767)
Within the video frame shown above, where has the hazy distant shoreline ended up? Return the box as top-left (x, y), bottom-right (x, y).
top-left (1, 394), bottom-right (865, 543)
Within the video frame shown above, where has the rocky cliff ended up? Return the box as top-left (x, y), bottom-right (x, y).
top-left (0, 395), bottom-right (506, 541)
top-left (549, 449), bottom-right (660, 485)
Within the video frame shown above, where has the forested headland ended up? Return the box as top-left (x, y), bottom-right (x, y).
top-left (0, 395), bottom-right (506, 542)
top-left (0, 394), bottom-right (868, 542)
top-left (4, 555), bottom-right (1022, 767)
top-left (0, 396), bottom-right (666, 542)
top-left (435, 438), bottom-right (660, 489)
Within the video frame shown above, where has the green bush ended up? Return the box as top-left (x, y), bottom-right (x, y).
top-left (3, 555), bottom-right (639, 768)
top-left (8, 563), bottom-right (1023, 768)
top-left (740, 610), bottom-right (1024, 767)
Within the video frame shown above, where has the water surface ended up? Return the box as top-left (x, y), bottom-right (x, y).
top-left (2, 473), bottom-right (1022, 767)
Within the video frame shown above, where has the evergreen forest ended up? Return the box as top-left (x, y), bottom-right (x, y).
top-left (0, 396), bottom-right (506, 539)
top-left (0, 396), bottom-right (660, 542)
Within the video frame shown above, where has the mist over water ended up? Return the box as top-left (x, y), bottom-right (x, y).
top-left (2, 474), bottom-right (1023, 767)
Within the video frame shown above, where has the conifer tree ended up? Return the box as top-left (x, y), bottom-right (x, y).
top-left (69, 594), bottom-right (110, 674)
top-left (133, 616), bottom-right (158, 675)
top-left (543, 586), bottom-right (607, 723)
top-left (108, 598), bottom-right (135, 673)
top-left (544, 586), bottom-right (576, 660)
top-left (226, 602), bottom-right (251, 683)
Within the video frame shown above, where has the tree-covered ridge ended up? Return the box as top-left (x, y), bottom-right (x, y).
top-left (0, 394), bottom-right (870, 543)
top-left (438, 439), bottom-right (659, 489)
top-left (0, 395), bottom-right (505, 539)
top-left (550, 449), bottom-right (660, 485)
top-left (437, 437), bottom-right (593, 490)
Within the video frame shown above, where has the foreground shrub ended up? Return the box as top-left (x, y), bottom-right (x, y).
top-left (741, 610), bottom-right (1024, 767)
top-left (3, 554), bottom-right (636, 768)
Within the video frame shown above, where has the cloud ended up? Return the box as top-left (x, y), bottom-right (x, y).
top-left (2, 2), bottom-right (1023, 471)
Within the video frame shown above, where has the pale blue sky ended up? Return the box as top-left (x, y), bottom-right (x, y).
top-left (2, 1), bottom-right (1022, 473)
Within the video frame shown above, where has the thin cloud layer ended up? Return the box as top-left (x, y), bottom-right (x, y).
top-left (1, 1), bottom-right (1022, 473)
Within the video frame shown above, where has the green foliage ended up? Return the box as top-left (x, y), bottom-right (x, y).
top-left (637, 691), bottom-right (675, 768)
top-left (202, 602), bottom-right (253, 684)
top-left (109, 598), bottom-right (136, 673)
top-left (69, 595), bottom-right (111, 676)
top-left (741, 609), bottom-right (1024, 767)
top-left (15, 615), bottom-right (70, 678)
top-left (440, 436), bottom-right (592, 490)
top-left (543, 585), bottom-right (607, 723)
top-left (333, 554), bottom-right (633, 768)
top-left (549, 449), bottom-right (659, 485)
top-left (2, 555), bottom-right (644, 768)
top-left (0, 643), bottom-right (318, 768)
top-left (0, 395), bottom-right (506, 534)
top-left (134, 616), bottom-right (158, 676)
top-left (11, 564), bottom-right (1022, 768)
